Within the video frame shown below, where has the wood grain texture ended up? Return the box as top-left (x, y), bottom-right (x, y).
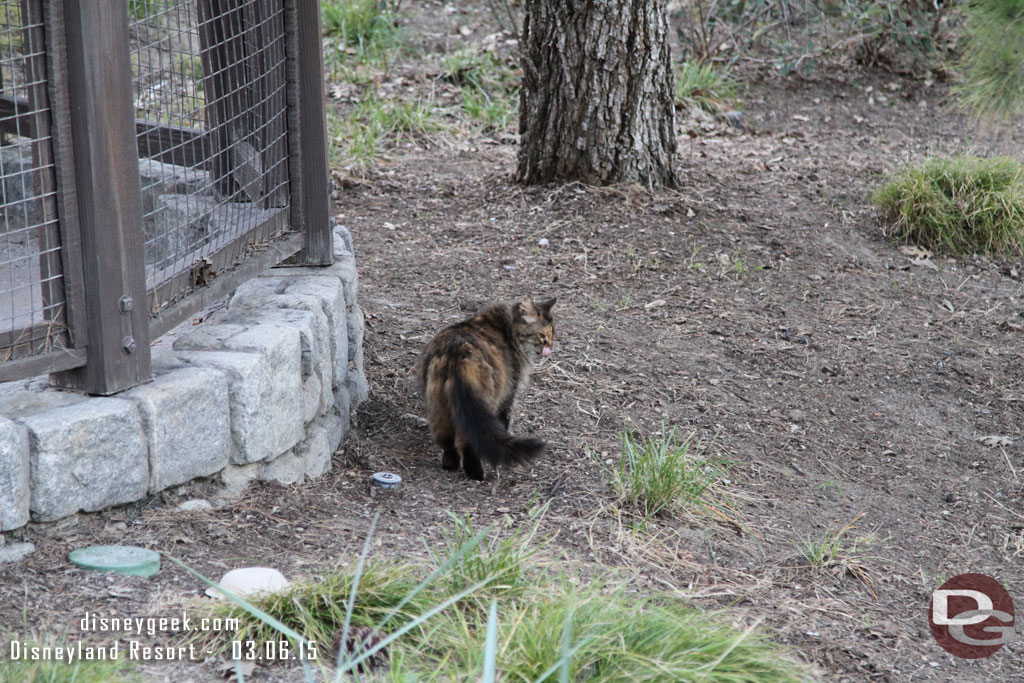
top-left (51, 0), bottom-right (151, 394)
top-left (286, 0), bottom-right (332, 265)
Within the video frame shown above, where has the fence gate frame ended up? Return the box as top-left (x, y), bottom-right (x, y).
top-left (0, 0), bottom-right (332, 394)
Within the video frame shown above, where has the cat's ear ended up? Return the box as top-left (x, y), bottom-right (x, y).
top-left (537, 297), bottom-right (556, 315)
top-left (515, 298), bottom-right (539, 323)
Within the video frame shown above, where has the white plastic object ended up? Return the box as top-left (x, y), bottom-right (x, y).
top-left (204, 567), bottom-right (290, 600)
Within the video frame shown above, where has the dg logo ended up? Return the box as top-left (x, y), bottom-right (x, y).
top-left (929, 573), bottom-right (1016, 659)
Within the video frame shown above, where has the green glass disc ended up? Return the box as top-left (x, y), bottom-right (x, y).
top-left (68, 545), bottom-right (161, 577)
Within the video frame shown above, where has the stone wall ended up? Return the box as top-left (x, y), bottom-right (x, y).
top-left (0, 223), bottom-right (364, 531)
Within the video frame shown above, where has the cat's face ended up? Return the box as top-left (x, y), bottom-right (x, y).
top-left (513, 297), bottom-right (556, 362)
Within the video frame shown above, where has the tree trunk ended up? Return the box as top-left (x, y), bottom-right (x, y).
top-left (517, 0), bottom-right (678, 188)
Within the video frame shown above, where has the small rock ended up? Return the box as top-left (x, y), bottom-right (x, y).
top-left (787, 409), bottom-right (805, 423)
top-left (400, 413), bottom-right (429, 428)
top-left (177, 499), bottom-right (213, 513)
top-left (105, 521), bottom-right (128, 532)
top-left (0, 542), bottom-right (34, 564)
top-left (538, 238), bottom-right (550, 248)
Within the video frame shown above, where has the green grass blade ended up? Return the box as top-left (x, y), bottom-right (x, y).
top-left (482, 600), bottom-right (499, 682)
top-left (336, 573), bottom-right (500, 675)
top-left (335, 508), bottom-right (381, 679)
top-left (233, 658), bottom-right (246, 683)
top-left (557, 600), bottom-right (573, 683)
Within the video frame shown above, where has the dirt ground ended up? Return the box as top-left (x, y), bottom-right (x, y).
top-left (4, 2), bottom-right (1024, 681)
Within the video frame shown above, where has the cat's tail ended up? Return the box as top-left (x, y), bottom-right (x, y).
top-left (448, 374), bottom-right (545, 467)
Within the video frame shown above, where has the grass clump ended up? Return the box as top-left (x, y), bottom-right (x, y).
top-left (956, 0), bottom-right (1024, 123)
top-left (453, 581), bottom-right (802, 682)
top-left (675, 61), bottom-right (736, 113)
top-left (330, 92), bottom-right (441, 169)
top-left (322, 0), bottom-right (398, 56)
top-left (442, 48), bottom-right (519, 132)
top-left (429, 509), bottom-right (548, 601)
top-left (0, 636), bottom-right (139, 683)
top-left (196, 560), bottom-right (431, 652)
top-left (873, 155), bottom-right (1024, 257)
top-left (794, 512), bottom-right (877, 597)
top-left (191, 511), bottom-right (804, 681)
top-left (593, 425), bottom-right (724, 527)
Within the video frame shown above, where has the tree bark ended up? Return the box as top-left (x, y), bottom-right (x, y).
top-left (517, 0), bottom-right (678, 188)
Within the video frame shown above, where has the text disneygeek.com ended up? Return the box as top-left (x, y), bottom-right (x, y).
top-left (4, 611), bottom-right (319, 663)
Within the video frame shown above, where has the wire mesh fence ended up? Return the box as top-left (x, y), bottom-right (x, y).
top-left (130, 0), bottom-right (290, 315)
top-left (0, 0), bottom-right (66, 362)
top-left (0, 0), bottom-right (329, 391)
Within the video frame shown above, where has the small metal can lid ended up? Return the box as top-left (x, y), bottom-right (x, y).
top-left (68, 545), bottom-right (161, 578)
top-left (371, 472), bottom-right (402, 489)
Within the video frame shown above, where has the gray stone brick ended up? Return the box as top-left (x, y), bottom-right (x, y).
top-left (333, 223), bottom-right (354, 257)
top-left (224, 296), bottom-right (333, 418)
top-left (346, 304), bottom-right (364, 363)
top-left (219, 462), bottom-right (264, 500)
top-left (268, 276), bottom-right (349, 394)
top-left (261, 449), bottom-right (304, 485)
top-left (125, 367), bottom-right (231, 493)
top-left (175, 325), bottom-right (304, 464)
top-left (346, 304), bottom-right (368, 406)
top-left (0, 418), bottom-right (29, 530)
top-left (334, 250), bottom-right (358, 307)
top-left (0, 386), bottom-right (84, 419)
top-left (278, 250), bottom-right (358, 309)
top-left (296, 423), bottom-right (332, 479)
top-left (0, 542), bottom-right (34, 564)
top-left (19, 399), bottom-right (148, 522)
top-left (332, 387), bottom-right (351, 444)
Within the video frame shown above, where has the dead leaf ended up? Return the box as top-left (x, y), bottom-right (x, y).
top-left (942, 299), bottom-right (955, 313)
top-left (644, 299), bottom-right (666, 310)
top-left (899, 245), bottom-right (933, 260)
top-left (976, 435), bottom-right (1013, 448)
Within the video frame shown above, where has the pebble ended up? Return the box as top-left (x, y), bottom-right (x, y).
top-left (538, 238), bottom-right (549, 248)
top-left (0, 542), bottom-right (35, 564)
top-left (177, 499), bottom-right (214, 513)
top-left (787, 409), bottom-right (805, 423)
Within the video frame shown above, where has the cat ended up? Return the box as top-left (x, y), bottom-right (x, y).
top-left (417, 297), bottom-right (556, 480)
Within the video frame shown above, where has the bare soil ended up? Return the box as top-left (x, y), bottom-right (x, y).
top-left (3, 3), bottom-right (1024, 682)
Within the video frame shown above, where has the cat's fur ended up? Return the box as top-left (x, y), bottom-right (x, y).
top-left (417, 297), bottom-right (556, 480)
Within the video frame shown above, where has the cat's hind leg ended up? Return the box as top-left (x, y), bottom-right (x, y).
top-left (440, 436), bottom-right (460, 471)
top-left (456, 435), bottom-right (485, 481)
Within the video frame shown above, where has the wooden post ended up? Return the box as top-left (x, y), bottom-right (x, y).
top-left (286, 0), bottom-right (332, 265)
top-left (50, 0), bottom-right (151, 394)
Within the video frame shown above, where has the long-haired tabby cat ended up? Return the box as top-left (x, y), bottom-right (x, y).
top-left (417, 297), bottom-right (556, 480)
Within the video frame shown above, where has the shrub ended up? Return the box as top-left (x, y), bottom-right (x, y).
top-left (873, 156), bottom-right (1024, 257)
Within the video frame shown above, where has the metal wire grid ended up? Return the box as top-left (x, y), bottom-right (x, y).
top-left (129, 0), bottom-right (290, 310)
top-left (0, 0), bottom-right (66, 362)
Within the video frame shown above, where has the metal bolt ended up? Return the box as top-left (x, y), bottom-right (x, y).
top-left (122, 337), bottom-right (137, 354)
top-left (118, 296), bottom-right (134, 313)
